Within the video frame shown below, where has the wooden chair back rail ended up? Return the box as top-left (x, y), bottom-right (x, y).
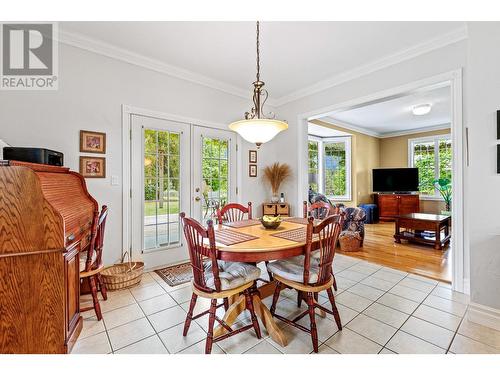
top-left (180, 213), bottom-right (221, 293)
top-left (303, 200), bottom-right (332, 220)
top-left (85, 205), bottom-right (108, 272)
top-left (304, 214), bottom-right (344, 285)
top-left (216, 202), bottom-right (252, 224)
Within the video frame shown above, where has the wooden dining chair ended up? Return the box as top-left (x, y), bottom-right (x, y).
top-left (80, 205), bottom-right (108, 321)
top-left (267, 214), bottom-right (344, 353)
top-left (216, 202), bottom-right (252, 224)
top-left (303, 200), bottom-right (334, 220)
top-left (302, 200), bottom-right (339, 292)
top-left (215, 202), bottom-right (272, 281)
top-left (180, 212), bottom-right (262, 354)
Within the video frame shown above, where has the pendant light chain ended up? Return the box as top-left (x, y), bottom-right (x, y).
top-left (256, 21), bottom-right (260, 82)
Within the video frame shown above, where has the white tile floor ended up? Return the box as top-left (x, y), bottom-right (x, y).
top-left (72, 254), bottom-right (500, 354)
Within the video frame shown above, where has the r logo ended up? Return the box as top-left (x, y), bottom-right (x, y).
top-left (2, 23), bottom-right (53, 76)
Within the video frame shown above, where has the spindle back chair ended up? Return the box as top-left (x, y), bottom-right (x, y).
top-left (80, 205), bottom-right (108, 320)
top-left (216, 202), bottom-right (252, 224)
top-left (180, 213), bottom-right (262, 354)
top-left (303, 200), bottom-right (333, 220)
top-left (269, 214), bottom-right (344, 353)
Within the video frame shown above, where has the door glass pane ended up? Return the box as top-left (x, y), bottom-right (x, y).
top-left (413, 141), bottom-right (436, 195)
top-left (143, 128), bottom-right (181, 251)
top-left (324, 141), bottom-right (346, 197)
top-left (201, 137), bottom-right (229, 224)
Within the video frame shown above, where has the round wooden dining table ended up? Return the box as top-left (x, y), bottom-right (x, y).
top-left (212, 218), bottom-right (325, 347)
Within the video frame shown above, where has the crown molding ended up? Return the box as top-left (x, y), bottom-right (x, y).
top-left (58, 26), bottom-right (466, 110)
top-left (320, 117), bottom-right (451, 139)
top-left (58, 29), bottom-right (274, 105)
top-left (379, 123), bottom-right (451, 138)
top-left (320, 117), bottom-right (380, 138)
top-left (274, 26), bottom-right (468, 107)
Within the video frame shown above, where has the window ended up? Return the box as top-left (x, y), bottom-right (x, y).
top-left (308, 135), bottom-right (351, 201)
top-left (308, 140), bottom-right (319, 192)
top-left (409, 134), bottom-right (452, 198)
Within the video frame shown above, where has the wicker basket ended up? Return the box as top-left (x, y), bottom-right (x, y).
top-left (101, 253), bottom-right (144, 290)
top-left (339, 232), bottom-right (362, 252)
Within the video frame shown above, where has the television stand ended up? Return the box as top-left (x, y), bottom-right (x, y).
top-left (374, 193), bottom-right (420, 221)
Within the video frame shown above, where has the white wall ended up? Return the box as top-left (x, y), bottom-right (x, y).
top-left (0, 42), bottom-right (273, 265)
top-left (466, 23), bottom-right (500, 311)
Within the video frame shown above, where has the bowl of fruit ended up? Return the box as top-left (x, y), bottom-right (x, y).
top-left (260, 215), bottom-right (282, 230)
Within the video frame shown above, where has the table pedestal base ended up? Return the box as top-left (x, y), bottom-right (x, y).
top-left (213, 281), bottom-right (325, 347)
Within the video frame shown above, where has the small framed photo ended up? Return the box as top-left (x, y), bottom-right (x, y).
top-left (80, 130), bottom-right (106, 154)
top-left (249, 164), bottom-right (257, 177)
top-left (249, 150), bottom-right (257, 164)
top-left (80, 156), bottom-right (106, 178)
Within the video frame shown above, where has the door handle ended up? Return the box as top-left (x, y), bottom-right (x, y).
top-left (195, 196), bottom-right (201, 202)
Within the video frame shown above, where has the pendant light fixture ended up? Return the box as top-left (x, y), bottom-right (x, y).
top-left (229, 21), bottom-right (288, 148)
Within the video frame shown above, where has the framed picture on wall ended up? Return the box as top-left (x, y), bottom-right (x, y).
top-left (80, 130), bottom-right (106, 153)
top-left (249, 164), bottom-right (257, 177)
top-left (80, 156), bottom-right (106, 178)
top-left (249, 150), bottom-right (257, 163)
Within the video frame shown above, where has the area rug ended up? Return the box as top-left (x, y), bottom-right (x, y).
top-left (155, 262), bottom-right (193, 287)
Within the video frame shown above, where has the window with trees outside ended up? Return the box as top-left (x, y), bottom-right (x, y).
top-left (409, 134), bottom-right (452, 198)
top-left (143, 129), bottom-right (181, 251)
top-left (308, 136), bottom-right (351, 201)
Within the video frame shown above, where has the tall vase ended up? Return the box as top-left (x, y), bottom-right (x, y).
top-left (270, 192), bottom-right (279, 203)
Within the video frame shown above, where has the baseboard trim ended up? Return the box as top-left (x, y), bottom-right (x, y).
top-left (468, 302), bottom-right (500, 331)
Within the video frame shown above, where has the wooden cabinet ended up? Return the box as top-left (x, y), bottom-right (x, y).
top-left (374, 194), bottom-right (420, 221)
top-left (262, 203), bottom-right (290, 216)
top-left (0, 161), bottom-right (98, 353)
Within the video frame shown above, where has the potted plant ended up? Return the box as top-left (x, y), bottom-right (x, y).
top-left (263, 162), bottom-right (292, 203)
top-left (433, 178), bottom-right (452, 214)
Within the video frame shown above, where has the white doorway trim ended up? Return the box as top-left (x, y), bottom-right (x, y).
top-left (295, 69), bottom-right (467, 293)
top-left (121, 105), bottom-right (240, 267)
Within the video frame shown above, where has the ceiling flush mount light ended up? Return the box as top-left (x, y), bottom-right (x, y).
top-left (412, 104), bottom-right (432, 116)
top-left (229, 21), bottom-right (288, 148)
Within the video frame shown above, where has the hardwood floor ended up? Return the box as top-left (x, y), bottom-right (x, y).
top-left (338, 222), bottom-right (451, 283)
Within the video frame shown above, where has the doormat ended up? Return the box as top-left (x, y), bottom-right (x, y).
top-left (155, 262), bottom-right (192, 287)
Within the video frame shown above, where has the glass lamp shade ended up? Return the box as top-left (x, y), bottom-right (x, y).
top-left (229, 118), bottom-right (288, 146)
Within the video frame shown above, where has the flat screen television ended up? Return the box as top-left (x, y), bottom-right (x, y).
top-left (372, 168), bottom-right (419, 193)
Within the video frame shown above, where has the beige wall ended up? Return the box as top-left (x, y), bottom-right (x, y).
top-left (310, 120), bottom-right (380, 207)
top-left (310, 122), bottom-right (450, 214)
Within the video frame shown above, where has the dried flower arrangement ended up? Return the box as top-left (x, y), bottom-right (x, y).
top-left (262, 162), bottom-right (292, 200)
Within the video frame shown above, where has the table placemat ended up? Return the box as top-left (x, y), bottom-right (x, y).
top-left (215, 228), bottom-right (259, 246)
top-left (271, 227), bottom-right (319, 243)
top-left (223, 219), bottom-right (261, 229)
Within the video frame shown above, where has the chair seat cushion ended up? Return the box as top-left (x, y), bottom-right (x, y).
top-left (79, 250), bottom-right (97, 272)
top-left (267, 256), bottom-right (319, 284)
top-left (204, 261), bottom-right (261, 291)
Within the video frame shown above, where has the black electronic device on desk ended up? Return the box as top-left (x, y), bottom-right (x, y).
top-left (3, 147), bottom-right (64, 166)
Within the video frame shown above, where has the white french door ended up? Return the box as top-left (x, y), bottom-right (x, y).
top-left (192, 126), bottom-right (237, 225)
top-left (131, 115), bottom-right (191, 267)
top-left (130, 115), bottom-right (237, 268)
